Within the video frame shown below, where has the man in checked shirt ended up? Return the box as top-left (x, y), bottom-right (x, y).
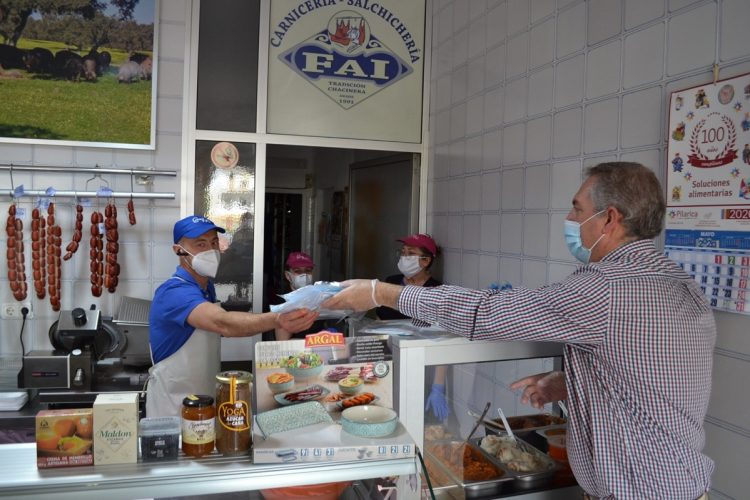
top-left (324, 162), bottom-right (715, 499)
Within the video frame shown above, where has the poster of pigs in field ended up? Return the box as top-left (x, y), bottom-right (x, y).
top-left (0, 0), bottom-right (156, 149)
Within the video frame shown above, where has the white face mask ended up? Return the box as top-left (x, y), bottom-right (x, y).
top-left (398, 255), bottom-right (422, 278)
top-left (288, 272), bottom-right (312, 290)
top-left (179, 246), bottom-right (221, 278)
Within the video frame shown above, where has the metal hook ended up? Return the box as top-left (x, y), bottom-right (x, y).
top-left (84, 172), bottom-right (110, 191)
top-left (8, 163), bottom-right (15, 197)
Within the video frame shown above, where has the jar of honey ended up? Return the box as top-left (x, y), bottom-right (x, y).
top-left (215, 370), bottom-right (253, 455)
top-left (181, 395), bottom-right (215, 457)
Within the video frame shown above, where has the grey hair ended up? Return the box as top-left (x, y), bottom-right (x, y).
top-left (584, 162), bottom-right (665, 240)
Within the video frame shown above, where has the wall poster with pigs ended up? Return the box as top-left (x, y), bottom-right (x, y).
top-left (0, 0), bottom-right (157, 149)
top-left (665, 71), bottom-right (750, 315)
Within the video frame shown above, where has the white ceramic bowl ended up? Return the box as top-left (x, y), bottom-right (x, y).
top-left (340, 405), bottom-right (398, 438)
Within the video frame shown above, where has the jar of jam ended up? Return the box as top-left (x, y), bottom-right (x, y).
top-left (215, 370), bottom-right (253, 455)
top-left (181, 394), bottom-right (215, 457)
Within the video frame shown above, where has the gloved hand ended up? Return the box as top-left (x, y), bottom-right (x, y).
top-left (425, 383), bottom-right (449, 421)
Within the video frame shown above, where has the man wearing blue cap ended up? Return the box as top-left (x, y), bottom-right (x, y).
top-left (147, 215), bottom-right (318, 417)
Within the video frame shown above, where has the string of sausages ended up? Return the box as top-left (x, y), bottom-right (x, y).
top-left (6, 204), bottom-right (27, 302)
top-left (31, 207), bottom-right (46, 300)
top-left (104, 201), bottom-right (120, 293)
top-left (90, 210), bottom-right (104, 297)
top-left (127, 197), bottom-right (136, 225)
top-left (62, 204), bottom-right (83, 261)
top-left (46, 203), bottom-right (62, 311)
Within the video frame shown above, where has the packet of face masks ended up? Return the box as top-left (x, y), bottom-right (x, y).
top-left (270, 281), bottom-right (360, 320)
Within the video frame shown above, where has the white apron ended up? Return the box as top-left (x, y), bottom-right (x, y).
top-left (146, 328), bottom-right (221, 418)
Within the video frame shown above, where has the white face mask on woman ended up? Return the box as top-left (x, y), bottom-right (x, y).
top-left (179, 246), bottom-right (221, 278)
top-left (288, 272), bottom-right (312, 290)
top-left (397, 256), bottom-right (422, 278)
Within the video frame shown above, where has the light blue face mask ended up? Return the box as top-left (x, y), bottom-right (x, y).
top-left (564, 210), bottom-right (606, 263)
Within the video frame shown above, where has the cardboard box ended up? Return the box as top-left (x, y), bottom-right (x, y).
top-left (36, 408), bottom-right (94, 468)
top-left (93, 392), bottom-right (139, 465)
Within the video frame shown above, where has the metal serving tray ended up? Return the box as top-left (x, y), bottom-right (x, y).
top-left (471, 436), bottom-right (557, 490)
top-left (424, 440), bottom-right (513, 499)
top-left (483, 413), bottom-right (567, 435)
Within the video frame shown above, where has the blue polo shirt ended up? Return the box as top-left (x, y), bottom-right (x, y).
top-left (149, 267), bottom-right (217, 363)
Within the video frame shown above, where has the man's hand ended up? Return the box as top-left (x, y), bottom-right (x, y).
top-left (277, 309), bottom-right (318, 333)
top-left (509, 371), bottom-right (567, 409)
top-left (322, 279), bottom-right (379, 311)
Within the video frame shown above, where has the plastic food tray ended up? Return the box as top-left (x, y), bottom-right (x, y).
top-left (471, 436), bottom-right (557, 490)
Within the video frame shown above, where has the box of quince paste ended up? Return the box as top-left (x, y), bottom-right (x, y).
top-left (36, 408), bottom-right (94, 468)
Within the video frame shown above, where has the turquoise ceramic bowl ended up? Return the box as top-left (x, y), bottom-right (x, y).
top-left (285, 363), bottom-right (324, 380)
top-left (340, 405), bottom-right (398, 438)
top-left (338, 376), bottom-right (364, 395)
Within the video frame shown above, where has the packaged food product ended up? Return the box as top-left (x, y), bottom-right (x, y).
top-left (215, 370), bottom-right (252, 456)
top-left (93, 392), bottom-right (139, 465)
top-left (139, 416), bottom-right (180, 461)
top-left (36, 408), bottom-right (94, 468)
top-left (181, 394), bottom-right (215, 457)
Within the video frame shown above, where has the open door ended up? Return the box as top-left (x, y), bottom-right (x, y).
top-left (348, 153), bottom-right (420, 280)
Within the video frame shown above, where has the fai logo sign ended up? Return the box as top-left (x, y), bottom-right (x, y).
top-left (279, 10), bottom-right (413, 109)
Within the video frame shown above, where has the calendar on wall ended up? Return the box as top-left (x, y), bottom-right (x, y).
top-left (665, 72), bottom-right (750, 315)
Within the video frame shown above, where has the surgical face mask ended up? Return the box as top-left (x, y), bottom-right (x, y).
top-left (398, 255), bottom-right (423, 278)
top-left (289, 273), bottom-right (312, 290)
top-left (563, 210), bottom-right (606, 264)
top-left (179, 246), bottom-right (221, 278)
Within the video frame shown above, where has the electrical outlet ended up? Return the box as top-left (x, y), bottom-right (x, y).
top-left (1, 302), bottom-right (33, 319)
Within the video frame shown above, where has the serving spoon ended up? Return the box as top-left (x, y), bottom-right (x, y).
top-left (466, 401), bottom-right (492, 442)
top-left (496, 405), bottom-right (517, 443)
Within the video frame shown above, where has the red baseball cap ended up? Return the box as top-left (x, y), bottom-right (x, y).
top-left (397, 234), bottom-right (437, 256)
top-left (286, 251), bottom-right (314, 269)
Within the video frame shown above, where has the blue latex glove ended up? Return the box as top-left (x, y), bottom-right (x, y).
top-left (425, 383), bottom-right (449, 421)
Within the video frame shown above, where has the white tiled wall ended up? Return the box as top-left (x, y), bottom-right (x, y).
top-left (428, 1), bottom-right (750, 497)
top-left (0, 0), bottom-right (187, 357)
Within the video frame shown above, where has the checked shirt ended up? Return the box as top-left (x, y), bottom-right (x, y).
top-left (399, 239), bottom-right (715, 499)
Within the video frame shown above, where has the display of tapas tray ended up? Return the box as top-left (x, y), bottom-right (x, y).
top-left (423, 440), bottom-right (512, 498)
top-left (273, 384), bottom-right (330, 406)
top-left (335, 392), bottom-right (379, 410)
top-left (471, 436), bottom-right (556, 489)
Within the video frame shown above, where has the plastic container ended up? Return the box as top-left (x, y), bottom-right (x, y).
top-left (538, 427), bottom-right (568, 463)
top-left (139, 416), bottom-right (180, 461)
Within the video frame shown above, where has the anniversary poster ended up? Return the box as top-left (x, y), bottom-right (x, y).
top-left (665, 72), bottom-right (750, 314)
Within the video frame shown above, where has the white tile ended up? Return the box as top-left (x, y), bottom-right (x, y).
top-left (481, 214), bottom-right (501, 252)
top-left (154, 134), bottom-right (182, 174)
top-left (448, 215), bottom-right (463, 249)
top-left (523, 213), bottom-right (549, 257)
top-left (450, 103), bottom-right (468, 141)
top-left (483, 86), bottom-right (504, 130)
top-left (471, 0), bottom-right (489, 20)
top-left (451, 65), bottom-right (468, 104)
top-left (485, 44), bottom-right (506, 88)
top-left (667, 3), bottom-right (716, 76)
top-left (549, 212), bottom-right (576, 261)
top-left (500, 213), bottom-right (523, 253)
top-left (526, 116), bottom-right (552, 164)
top-left (466, 136), bottom-right (483, 174)
top-left (668, 0), bottom-right (701, 11)
top-left (450, 140), bottom-right (466, 176)
top-left (524, 164), bottom-right (550, 209)
top-left (117, 242), bottom-right (152, 280)
top-left (528, 67), bottom-right (554, 116)
top-left (454, 2), bottom-right (470, 32)
top-left (721, 0), bottom-right (750, 61)
top-left (483, 129), bottom-right (503, 170)
top-left (453, 29), bottom-right (469, 69)
top-left (444, 249), bottom-right (461, 284)
top-left (623, 23), bottom-right (664, 89)
top-left (74, 148), bottom-right (115, 167)
top-left (486, 3), bottom-right (508, 48)
top-left (584, 98), bottom-right (620, 154)
top-left (31, 171), bottom-right (75, 191)
top-left (529, 19), bottom-right (555, 69)
top-left (553, 107), bottom-right (583, 158)
top-left (464, 175), bottom-right (482, 212)
top-left (479, 255), bottom-right (500, 288)
top-left (155, 97), bottom-right (182, 134)
top-left (625, 0), bottom-right (665, 29)
top-left (549, 262), bottom-right (578, 283)
top-left (153, 243), bottom-right (178, 279)
top-left (531, 0), bottom-right (555, 23)
top-left (555, 55), bottom-right (585, 108)
top-left (481, 171), bottom-right (502, 211)
top-left (152, 206), bottom-right (181, 244)
top-left (468, 56), bottom-right (486, 97)
top-left (588, 0), bottom-right (622, 45)
top-left (434, 145), bottom-right (450, 179)
top-left (506, 32), bottom-right (529, 78)
top-left (550, 160), bottom-right (582, 209)
top-left (114, 149), bottom-right (153, 169)
top-left (522, 259), bottom-right (547, 286)
top-left (507, 0), bottom-right (530, 36)
top-left (557, 2), bottom-right (586, 58)
top-left (586, 40), bottom-right (622, 99)
top-left (499, 256), bottom-right (522, 284)
top-left (435, 109), bottom-right (451, 145)
top-left (33, 146), bottom-right (74, 166)
top-left (435, 74), bottom-right (452, 111)
top-left (501, 168), bottom-right (524, 209)
top-left (704, 425), bottom-right (750, 500)
top-left (436, 40), bottom-right (453, 77)
top-left (503, 123), bottom-right (526, 166)
top-left (620, 149), bottom-right (662, 178)
top-left (466, 95), bottom-right (485, 137)
top-left (159, 23), bottom-right (187, 60)
top-left (157, 60), bottom-right (183, 96)
top-left (558, 0), bottom-right (579, 8)
top-left (463, 215), bottom-right (481, 252)
top-left (161, 0), bottom-right (187, 24)
top-left (621, 86), bottom-right (662, 148)
top-left (583, 155), bottom-right (618, 169)
top-left (449, 178), bottom-right (465, 213)
top-left (504, 78), bottom-right (528, 122)
top-left (469, 17), bottom-right (487, 59)
top-left (437, 3), bottom-right (453, 43)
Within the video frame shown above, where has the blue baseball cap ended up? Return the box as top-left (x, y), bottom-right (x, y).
top-left (173, 215), bottom-right (225, 243)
